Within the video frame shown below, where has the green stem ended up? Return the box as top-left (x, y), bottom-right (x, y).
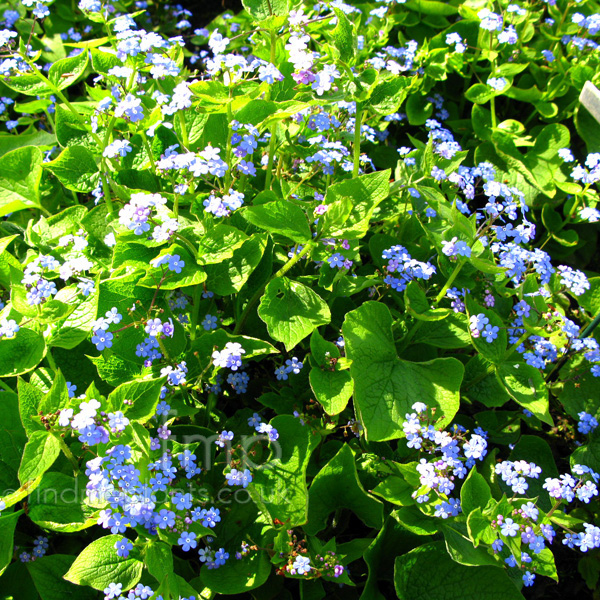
top-left (100, 172), bottom-right (115, 219)
top-left (140, 130), bottom-right (159, 183)
top-left (177, 111), bottom-right (190, 150)
top-left (503, 330), bottom-right (530, 362)
top-left (545, 499), bottom-right (563, 520)
top-left (353, 105), bottom-right (363, 178)
top-left (52, 432), bottom-right (79, 476)
top-left (490, 95), bottom-right (497, 129)
top-left (190, 285), bottom-right (202, 341)
top-left (401, 259), bottom-right (467, 350)
top-left (45, 350), bottom-right (57, 374)
top-left (157, 337), bottom-right (172, 363)
top-left (264, 124), bottom-right (277, 191)
top-left (173, 232), bottom-right (198, 259)
top-left (234, 239), bottom-right (317, 335)
top-left (43, 108), bottom-right (55, 132)
top-left (433, 259), bottom-right (466, 305)
top-left (580, 309), bottom-right (600, 340)
top-left (225, 99), bottom-right (234, 190)
top-left (288, 167), bottom-right (318, 198)
top-left (205, 392), bottom-right (217, 426)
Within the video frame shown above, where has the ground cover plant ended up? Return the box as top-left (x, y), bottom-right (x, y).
top-left (1, 0), bottom-right (600, 598)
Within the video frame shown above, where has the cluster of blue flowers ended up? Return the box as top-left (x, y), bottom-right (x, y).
top-left (247, 412), bottom-right (279, 442)
top-left (275, 357), bottom-right (304, 380)
top-left (117, 192), bottom-right (179, 242)
top-left (18, 536), bottom-right (49, 563)
top-left (469, 313), bottom-right (500, 343)
top-left (403, 403), bottom-right (488, 516)
top-left (21, 253), bottom-right (95, 306)
top-left (104, 581), bottom-right (196, 600)
top-left (55, 397), bottom-right (247, 576)
top-left (382, 245), bottom-right (436, 292)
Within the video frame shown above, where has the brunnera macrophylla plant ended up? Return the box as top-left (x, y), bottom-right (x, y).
top-left (1, 0), bottom-right (600, 597)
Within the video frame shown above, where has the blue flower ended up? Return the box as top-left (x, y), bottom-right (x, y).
top-left (155, 509), bottom-right (176, 529)
top-left (92, 329), bottom-right (113, 351)
top-left (167, 254), bottom-right (185, 273)
top-left (292, 555), bottom-right (311, 575)
top-left (202, 314), bottom-right (218, 330)
top-left (103, 139), bottom-right (132, 158)
top-left (114, 538), bottom-right (133, 558)
top-left (178, 531), bottom-right (197, 551)
top-left (522, 571), bottom-right (535, 587)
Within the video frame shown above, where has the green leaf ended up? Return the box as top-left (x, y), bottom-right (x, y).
top-left (204, 234), bottom-right (267, 296)
top-left (107, 378), bottom-right (165, 423)
top-left (405, 281), bottom-right (451, 321)
top-left (199, 548), bottom-right (271, 593)
top-left (241, 0), bottom-right (290, 20)
top-left (0, 391), bottom-right (27, 496)
top-left (463, 355), bottom-right (510, 408)
top-left (496, 362), bottom-right (552, 426)
top-left (18, 378), bottom-right (45, 436)
top-left (320, 170), bottom-right (390, 239)
top-left (1, 74), bottom-right (51, 96)
top-left (368, 79), bottom-right (411, 116)
top-left (258, 277), bottom-right (331, 351)
top-left (343, 302), bottom-right (463, 441)
top-left (465, 83), bottom-right (496, 105)
top-left (491, 131), bottom-right (546, 194)
top-left (309, 329), bottom-right (340, 363)
top-left (393, 505), bottom-right (439, 536)
top-left (0, 510), bottom-right (23, 576)
top-left (145, 541), bottom-right (173, 583)
top-left (44, 146), bottom-right (100, 192)
top-left (88, 353), bottom-right (143, 387)
top-left (331, 6), bottom-right (356, 64)
top-left (532, 123), bottom-right (570, 161)
top-left (91, 49), bottom-right (120, 75)
top-left (0, 130), bottom-right (56, 158)
top-left (18, 430), bottom-right (60, 485)
top-left (460, 467), bottom-right (492, 516)
top-left (309, 367), bottom-right (353, 416)
top-left (0, 147), bottom-right (43, 217)
top-left (38, 369), bottom-right (69, 414)
top-left (64, 534), bottom-right (143, 591)
top-left (406, 0), bottom-right (458, 15)
top-left (0, 328), bottom-right (46, 377)
top-left (48, 292), bottom-right (98, 349)
top-left (371, 476), bottom-right (415, 506)
top-left (305, 444), bottom-right (383, 535)
top-left (406, 94), bottom-right (433, 126)
top-left (442, 522), bottom-right (499, 567)
top-left (28, 473), bottom-right (97, 532)
top-left (111, 240), bottom-right (157, 271)
top-left (394, 542), bottom-right (525, 600)
top-left (413, 313), bottom-right (471, 348)
top-left (362, 511), bottom-right (426, 600)
top-left (55, 105), bottom-right (95, 149)
top-left (196, 224), bottom-right (248, 265)
top-left (48, 51), bottom-right (89, 91)
top-left (27, 555), bottom-right (96, 600)
top-left (242, 201), bottom-right (311, 243)
top-left (137, 245), bottom-right (206, 290)
top-left (250, 415), bottom-right (319, 527)
top-left (575, 105), bottom-right (600, 154)
top-left (560, 363), bottom-right (600, 419)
